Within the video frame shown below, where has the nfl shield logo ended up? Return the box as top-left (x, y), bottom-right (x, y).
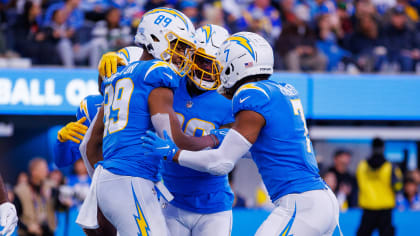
top-left (186, 101), bottom-right (193, 108)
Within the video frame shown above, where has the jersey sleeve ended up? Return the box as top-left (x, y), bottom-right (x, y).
top-left (142, 61), bottom-right (179, 91)
top-left (232, 83), bottom-right (271, 118)
top-left (76, 95), bottom-right (103, 127)
top-left (76, 98), bottom-right (90, 127)
top-left (53, 140), bottom-right (81, 168)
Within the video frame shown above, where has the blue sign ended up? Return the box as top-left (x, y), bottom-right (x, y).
top-left (0, 68), bottom-right (99, 115)
top-left (1, 68), bottom-right (420, 120)
top-left (310, 74), bottom-right (420, 120)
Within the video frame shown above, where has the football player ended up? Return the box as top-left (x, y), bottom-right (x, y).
top-left (94, 24), bottom-right (234, 236)
top-left (0, 174), bottom-right (17, 236)
top-left (161, 24), bottom-right (234, 236)
top-left (54, 46), bottom-right (144, 175)
top-left (141, 32), bottom-right (341, 236)
top-left (53, 46), bottom-right (143, 236)
top-left (76, 8), bottom-right (225, 236)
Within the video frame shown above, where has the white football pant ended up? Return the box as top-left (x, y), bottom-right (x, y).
top-left (256, 188), bottom-right (340, 236)
top-left (96, 168), bottom-right (169, 236)
top-left (162, 203), bottom-right (232, 236)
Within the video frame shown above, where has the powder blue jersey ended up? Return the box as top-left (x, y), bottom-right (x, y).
top-left (162, 79), bottom-right (234, 214)
top-left (53, 95), bottom-right (103, 168)
top-left (232, 80), bottom-right (326, 202)
top-left (100, 60), bottom-right (179, 181)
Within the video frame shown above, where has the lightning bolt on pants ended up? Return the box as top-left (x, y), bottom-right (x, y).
top-left (96, 168), bottom-right (169, 236)
top-left (255, 188), bottom-right (340, 236)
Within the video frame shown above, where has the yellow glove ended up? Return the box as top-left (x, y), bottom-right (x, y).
top-left (57, 117), bottom-right (88, 144)
top-left (98, 52), bottom-right (127, 78)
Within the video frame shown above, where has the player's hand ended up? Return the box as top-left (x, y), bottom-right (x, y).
top-left (210, 128), bottom-right (230, 148)
top-left (0, 202), bottom-right (18, 236)
top-left (57, 117), bottom-right (88, 144)
top-left (141, 130), bottom-right (179, 161)
top-left (98, 52), bottom-right (127, 78)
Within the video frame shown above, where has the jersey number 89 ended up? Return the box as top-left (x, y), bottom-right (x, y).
top-left (103, 78), bottom-right (134, 136)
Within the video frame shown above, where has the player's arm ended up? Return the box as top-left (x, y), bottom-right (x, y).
top-left (174, 110), bottom-right (265, 174)
top-left (0, 174), bottom-right (18, 236)
top-left (148, 87), bottom-right (216, 150)
top-left (84, 106), bottom-right (105, 169)
top-left (53, 141), bottom-right (82, 167)
top-left (143, 110), bottom-right (265, 175)
top-left (54, 117), bottom-right (87, 167)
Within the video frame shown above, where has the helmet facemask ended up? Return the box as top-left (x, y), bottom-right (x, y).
top-left (162, 32), bottom-right (196, 77)
top-left (187, 48), bottom-right (221, 90)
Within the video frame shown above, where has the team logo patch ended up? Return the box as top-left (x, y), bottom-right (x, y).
top-left (201, 25), bottom-right (212, 44)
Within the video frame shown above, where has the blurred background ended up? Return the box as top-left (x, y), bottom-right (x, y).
top-left (0, 0), bottom-right (420, 235)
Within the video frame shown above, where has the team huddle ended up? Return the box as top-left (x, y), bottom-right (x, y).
top-left (50, 7), bottom-right (341, 236)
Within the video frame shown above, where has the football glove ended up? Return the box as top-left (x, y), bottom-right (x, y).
top-left (141, 130), bottom-right (179, 161)
top-left (98, 52), bottom-right (127, 78)
top-left (0, 202), bottom-right (18, 236)
top-left (210, 128), bottom-right (230, 148)
top-left (57, 117), bottom-right (88, 144)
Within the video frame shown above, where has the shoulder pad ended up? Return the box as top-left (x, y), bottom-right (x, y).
top-left (143, 60), bottom-right (179, 90)
top-left (232, 83), bottom-right (270, 115)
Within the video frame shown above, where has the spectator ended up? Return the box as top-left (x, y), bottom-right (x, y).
top-left (275, 4), bottom-right (327, 71)
top-left (278, 0), bottom-right (296, 23)
top-left (66, 159), bottom-right (90, 209)
top-left (47, 8), bottom-right (77, 67)
top-left (328, 149), bottom-right (358, 208)
top-left (179, 0), bottom-right (200, 27)
top-left (14, 158), bottom-right (56, 236)
top-left (336, 1), bottom-right (353, 35)
top-left (343, 14), bottom-right (386, 72)
top-left (17, 172), bottom-right (29, 185)
top-left (12, 1), bottom-right (59, 65)
top-left (316, 13), bottom-right (351, 71)
top-left (396, 174), bottom-right (420, 210)
top-left (57, 7), bottom-right (130, 67)
top-left (44, 0), bottom-right (84, 30)
top-left (380, 5), bottom-right (419, 72)
top-left (356, 138), bottom-right (403, 236)
top-left (144, 0), bottom-right (172, 11)
top-left (113, 0), bottom-right (144, 27)
top-left (88, 8), bottom-right (131, 57)
top-left (79, 0), bottom-right (110, 22)
top-left (323, 171), bottom-right (350, 211)
top-left (237, 0), bottom-right (281, 46)
top-left (308, 0), bottom-right (337, 20)
top-left (354, 0), bottom-right (379, 21)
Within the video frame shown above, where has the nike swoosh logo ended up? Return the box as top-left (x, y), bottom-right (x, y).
top-left (157, 145), bottom-right (170, 149)
top-left (239, 96), bottom-right (250, 103)
top-left (163, 73), bottom-right (173, 80)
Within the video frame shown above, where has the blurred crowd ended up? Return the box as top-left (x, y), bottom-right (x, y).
top-left (0, 0), bottom-right (420, 72)
top-left (3, 137), bottom-right (420, 235)
top-left (5, 158), bottom-right (89, 235)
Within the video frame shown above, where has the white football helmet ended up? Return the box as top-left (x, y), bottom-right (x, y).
top-left (135, 7), bottom-right (196, 76)
top-left (216, 32), bottom-right (274, 95)
top-left (188, 24), bottom-right (229, 90)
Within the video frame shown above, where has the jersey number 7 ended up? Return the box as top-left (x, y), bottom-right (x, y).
top-left (290, 99), bottom-right (312, 153)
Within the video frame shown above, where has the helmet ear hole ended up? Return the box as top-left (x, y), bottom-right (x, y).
top-left (151, 34), bottom-right (160, 42)
top-left (225, 63), bottom-right (234, 75)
